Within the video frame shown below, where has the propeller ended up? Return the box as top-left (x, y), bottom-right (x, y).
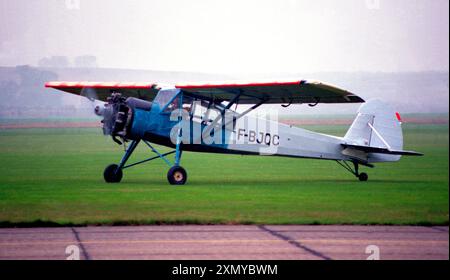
top-left (80, 87), bottom-right (129, 145)
top-left (80, 87), bottom-right (98, 103)
top-left (80, 87), bottom-right (111, 135)
top-left (80, 87), bottom-right (102, 116)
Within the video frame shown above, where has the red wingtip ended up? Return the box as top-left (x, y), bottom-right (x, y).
top-left (395, 112), bottom-right (402, 122)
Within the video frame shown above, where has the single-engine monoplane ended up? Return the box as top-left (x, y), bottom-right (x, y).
top-left (46, 79), bottom-right (422, 185)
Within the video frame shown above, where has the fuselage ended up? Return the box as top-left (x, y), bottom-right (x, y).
top-left (127, 88), bottom-right (349, 161)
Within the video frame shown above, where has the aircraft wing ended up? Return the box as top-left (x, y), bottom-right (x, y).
top-left (176, 80), bottom-right (364, 104)
top-left (45, 81), bottom-right (160, 102)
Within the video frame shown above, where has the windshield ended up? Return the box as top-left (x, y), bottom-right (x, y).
top-left (154, 89), bottom-right (194, 113)
top-left (153, 89), bottom-right (178, 109)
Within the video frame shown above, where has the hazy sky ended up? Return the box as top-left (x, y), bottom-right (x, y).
top-left (0, 0), bottom-right (448, 74)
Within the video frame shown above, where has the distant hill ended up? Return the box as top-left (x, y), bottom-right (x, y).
top-left (0, 66), bottom-right (448, 118)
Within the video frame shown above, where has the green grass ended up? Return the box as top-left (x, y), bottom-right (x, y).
top-left (0, 124), bottom-right (448, 226)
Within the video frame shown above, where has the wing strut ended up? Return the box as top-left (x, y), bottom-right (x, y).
top-left (198, 93), bottom-right (268, 143)
top-left (201, 91), bottom-right (242, 140)
top-left (223, 98), bottom-right (267, 129)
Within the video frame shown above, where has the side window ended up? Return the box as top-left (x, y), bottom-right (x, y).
top-left (191, 100), bottom-right (209, 123)
top-left (165, 95), bottom-right (192, 113)
top-left (164, 97), bottom-right (179, 113)
top-left (153, 90), bottom-right (194, 113)
top-left (154, 90), bottom-right (177, 112)
top-left (191, 100), bottom-right (223, 124)
top-left (181, 96), bottom-right (193, 113)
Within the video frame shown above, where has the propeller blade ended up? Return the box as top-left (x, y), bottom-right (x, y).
top-left (80, 87), bottom-right (98, 102)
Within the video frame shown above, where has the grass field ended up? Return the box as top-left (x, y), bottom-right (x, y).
top-left (0, 124), bottom-right (448, 226)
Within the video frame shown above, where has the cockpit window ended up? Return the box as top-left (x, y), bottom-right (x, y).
top-left (154, 90), bottom-right (193, 113)
top-left (154, 89), bottom-right (178, 110)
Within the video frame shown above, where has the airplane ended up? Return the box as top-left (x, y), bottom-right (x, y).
top-left (45, 79), bottom-right (423, 185)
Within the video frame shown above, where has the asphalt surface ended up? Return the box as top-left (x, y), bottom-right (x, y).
top-left (0, 225), bottom-right (448, 260)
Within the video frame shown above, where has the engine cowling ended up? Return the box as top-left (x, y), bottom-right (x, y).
top-left (95, 92), bottom-right (152, 145)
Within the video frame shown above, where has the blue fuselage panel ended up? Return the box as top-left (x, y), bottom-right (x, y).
top-left (129, 105), bottom-right (231, 153)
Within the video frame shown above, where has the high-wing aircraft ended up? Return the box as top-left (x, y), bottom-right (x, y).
top-left (45, 79), bottom-right (422, 185)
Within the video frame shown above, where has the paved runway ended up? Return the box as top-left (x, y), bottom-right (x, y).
top-left (0, 225), bottom-right (448, 260)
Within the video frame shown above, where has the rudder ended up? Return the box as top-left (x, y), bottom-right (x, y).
top-left (344, 99), bottom-right (403, 162)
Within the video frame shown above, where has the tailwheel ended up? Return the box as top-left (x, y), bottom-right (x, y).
top-left (336, 160), bottom-right (372, 182)
top-left (167, 166), bottom-right (187, 185)
top-left (104, 164), bottom-right (123, 183)
top-left (358, 172), bottom-right (368, 182)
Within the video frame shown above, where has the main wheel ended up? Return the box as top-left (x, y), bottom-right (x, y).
top-left (167, 166), bottom-right (187, 185)
top-left (104, 164), bottom-right (123, 183)
top-left (358, 172), bottom-right (368, 182)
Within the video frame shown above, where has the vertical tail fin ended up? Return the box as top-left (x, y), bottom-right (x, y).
top-left (344, 99), bottom-right (405, 162)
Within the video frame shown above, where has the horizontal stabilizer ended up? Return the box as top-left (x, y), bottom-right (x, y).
top-left (342, 144), bottom-right (424, 156)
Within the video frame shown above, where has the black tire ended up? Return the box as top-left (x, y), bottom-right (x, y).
top-left (167, 166), bottom-right (187, 185)
top-left (358, 172), bottom-right (368, 182)
top-left (104, 164), bottom-right (123, 183)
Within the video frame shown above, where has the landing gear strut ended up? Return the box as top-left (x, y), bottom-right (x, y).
top-left (103, 90), bottom-right (188, 185)
top-left (103, 139), bottom-right (187, 185)
top-left (336, 160), bottom-right (372, 182)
